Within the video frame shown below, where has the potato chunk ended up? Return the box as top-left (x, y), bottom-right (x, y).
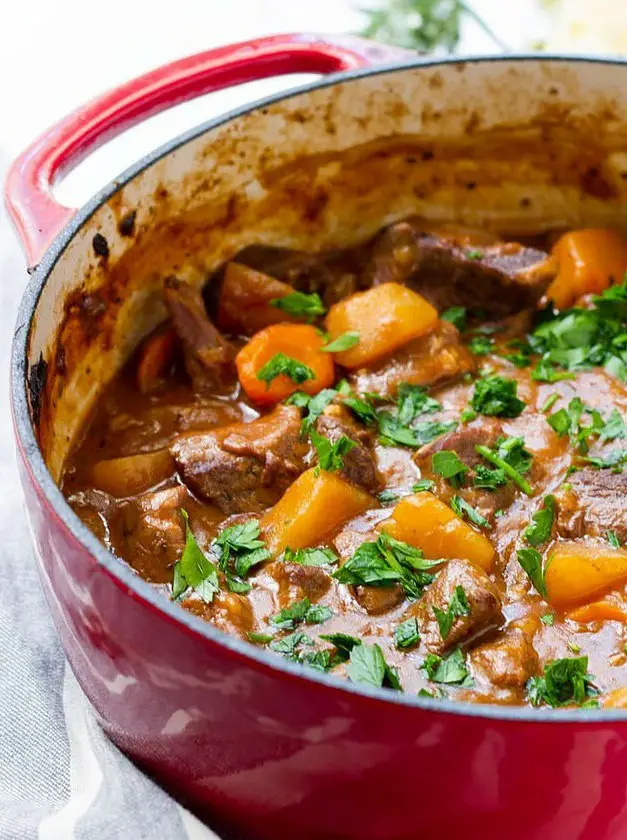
top-left (545, 541), bottom-right (627, 607)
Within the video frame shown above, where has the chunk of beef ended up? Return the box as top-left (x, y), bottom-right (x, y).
top-left (470, 624), bottom-right (539, 689)
top-left (334, 524), bottom-right (405, 615)
top-left (266, 561), bottom-right (332, 609)
top-left (316, 405), bottom-right (380, 492)
top-left (170, 405), bottom-right (308, 514)
top-left (556, 469), bottom-right (627, 544)
top-left (365, 220), bottom-right (556, 316)
top-left (184, 590), bottom-right (254, 638)
top-left (410, 559), bottom-right (502, 654)
top-left (217, 262), bottom-right (299, 335)
top-left (163, 276), bottom-right (234, 391)
top-left (414, 419), bottom-right (517, 522)
top-left (232, 245), bottom-right (365, 306)
top-left (118, 485), bottom-right (187, 582)
top-left (351, 320), bottom-right (474, 398)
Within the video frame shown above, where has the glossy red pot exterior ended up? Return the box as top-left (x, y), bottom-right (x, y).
top-left (8, 36), bottom-right (627, 840)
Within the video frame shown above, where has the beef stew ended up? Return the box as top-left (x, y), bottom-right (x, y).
top-left (62, 221), bottom-right (627, 709)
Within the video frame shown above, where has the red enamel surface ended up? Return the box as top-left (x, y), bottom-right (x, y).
top-left (3, 32), bottom-right (395, 268)
top-left (15, 434), bottom-right (627, 839)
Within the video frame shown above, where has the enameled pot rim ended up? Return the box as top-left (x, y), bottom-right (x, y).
top-left (13, 52), bottom-right (627, 723)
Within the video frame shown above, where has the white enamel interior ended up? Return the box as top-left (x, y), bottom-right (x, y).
top-left (27, 57), bottom-right (627, 480)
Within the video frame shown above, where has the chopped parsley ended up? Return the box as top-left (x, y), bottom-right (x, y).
top-left (432, 450), bottom-right (468, 488)
top-left (378, 489), bottom-right (399, 505)
top-left (601, 408), bottom-right (627, 441)
top-left (319, 632), bottom-right (361, 660)
top-left (394, 617), bottom-right (420, 649)
top-left (342, 393), bottom-right (379, 426)
top-left (378, 414), bottom-right (457, 449)
top-left (172, 510), bottom-right (220, 603)
top-left (466, 249), bottom-right (484, 260)
top-left (412, 479), bottom-right (436, 493)
top-left (585, 449), bottom-right (627, 471)
top-left (473, 465), bottom-right (507, 490)
top-left (527, 657), bottom-right (599, 708)
top-left (248, 632), bottom-right (274, 644)
top-left (346, 642), bottom-right (401, 690)
top-left (270, 598), bottom-right (333, 631)
top-left (422, 648), bottom-right (472, 685)
top-left (451, 495), bottom-right (491, 529)
top-left (523, 495), bottom-right (555, 547)
top-left (333, 531), bottom-right (440, 599)
top-left (607, 530), bottom-right (621, 549)
top-left (433, 585), bottom-right (470, 639)
top-left (214, 519), bottom-right (270, 592)
top-left (323, 331), bottom-right (360, 353)
top-left (441, 305), bottom-right (467, 331)
top-left (297, 388), bottom-right (337, 433)
top-left (270, 291), bottom-right (326, 319)
top-left (467, 335), bottom-right (495, 356)
top-left (517, 547), bottom-right (546, 597)
top-left (475, 436), bottom-right (533, 496)
top-left (540, 613), bottom-right (555, 626)
top-left (471, 375), bottom-right (526, 418)
top-left (396, 383), bottom-right (441, 424)
top-left (546, 397), bottom-right (607, 453)
top-left (283, 546), bottom-right (339, 566)
top-left (541, 393), bottom-right (559, 413)
top-left (257, 353), bottom-right (315, 386)
top-left (460, 408), bottom-right (477, 424)
top-left (310, 429), bottom-right (356, 473)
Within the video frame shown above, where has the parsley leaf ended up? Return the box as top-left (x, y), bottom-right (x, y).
top-left (468, 335), bottom-right (494, 356)
top-left (319, 632), bottom-right (361, 660)
top-left (342, 393), bottom-right (379, 426)
top-left (607, 530), bottom-right (621, 548)
top-left (540, 613), bottom-right (555, 626)
top-left (395, 617), bottom-right (420, 649)
top-left (270, 598), bottom-right (333, 631)
top-left (299, 388), bottom-right (337, 433)
top-left (378, 489), bottom-right (400, 505)
top-left (432, 450), bottom-right (468, 488)
top-left (441, 306), bottom-right (467, 331)
top-left (517, 547), bottom-right (546, 597)
top-left (475, 436), bottom-right (533, 496)
top-left (270, 291), bottom-right (326, 319)
top-left (346, 642), bottom-right (402, 690)
top-left (257, 353), bottom-right (315, 386)
top-left (451, 495), bottom-right (491, 529)
top-left (323, 331), bottom-right (360, 353)
top-left (309, 429), bottom-right (356, 472)
top-left (283, 546), bottom-right (338, 566)
top-left (433, 585), bottom-right (470, 639)
top-left (473, 464), bottom-right (507, 490)
top-left (269, 631), bottom-right (313, 659)
top-left (396, 383), bottom-right (440, 424)
top-left (466, 249), bottom-right (484, 260)
top-left (412, 479), bottom-right (436, 493)
top-left (523, 495), bottom-right (555, 547)
top-left (214, 519), bottom-right (270, 591)
top-left (471, 375), bottom-right (526, 418)
top-left (422, 648), bottom-right (471, 685)
top-left (172, 510), bottom-right (220, 603)
top-left (333, 532), bottom-right (440, 599)
top-left (600, 408), bottom-right (627, 441)
top-left (527, 657), bottom-right (599, 708)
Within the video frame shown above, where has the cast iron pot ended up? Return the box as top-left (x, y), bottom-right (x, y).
top-left (7, 34), bottom-right (627, 840)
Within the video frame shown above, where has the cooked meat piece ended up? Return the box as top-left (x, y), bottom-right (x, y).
top-left (217, 262), bottom-right (299, 335)
top-left (334, 524), bottom-right (405, 615)
top-left (470, 624), bottom-right (539, 689)
top-left (232, 245), bottom-right (364, 306)
top-left (136, 327), bottom-right (178, 393)
top-left (184, 590), bottom-right (254, 638)
top-left (316, 405), bottom-right (380, 492)
top-left (266, 561), bottom-right (332, 608)
top-left (163, 276), bottom-right (234, 390)
top-left (365, 220), bottom-right (556, 316)
top-left (69, 489), bottom-right (114, 545)
top-left (118, 485), bottom-right (187, 582)
top-left (351, 320), bottom-right (474, 398)
top-left (410, 559), bottom-right (502, 654)
top-left (170, 405), bottom-right (308, 514)
top-left (556, 469), bottom-right (627, 544)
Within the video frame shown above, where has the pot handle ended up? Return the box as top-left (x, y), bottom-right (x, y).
top-left (5, 33), bottom-right (406, 268)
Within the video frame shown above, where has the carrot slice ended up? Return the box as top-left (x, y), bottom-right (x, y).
top-left (136, 328), bottom-right (177, 393)
top-left (568, 600), bottom-right (627, 624)
top-left (384, 492), bottom-right (495, 572)
top-left (235, 323), bottom-right (334, 405)
top-left (548, 229), bottom-right (627, 309)
top-left (218, 262), bottom-right (298, 334)
top-left (325, 283), bottom-right (439, 368)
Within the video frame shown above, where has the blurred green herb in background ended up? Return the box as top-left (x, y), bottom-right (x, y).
top-left (360, 0), bottom-right (507, 53)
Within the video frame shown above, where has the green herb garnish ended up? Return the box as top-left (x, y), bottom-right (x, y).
top-left (412, 479), bottom-right (436, 493)
top-left (468, 335), bottom-right (494, 356)
top-left (441, 305), bottom-right (467, 331)
top-left (323, 331), bottom-right (360, 353)
top-left (473, 465), bottom-right (507, 490)
top-left (172, 509), bottom-right (220, 603)
top-left (346, 642), bottom-right (401, 690)
top-left (527, 657), bottom-right (598, 708)
top-left (310, 429), bottom-right (356, 473)
top-left (395, 617), bottom-right (420, 649)
top-left (433, 585), bottom-right (470, 639)
top-left (422, 648), bottom-right (471, 685)
top-left (607, 530), bottom-right (621, 549)
top-left (283, 545), bottom-right (338, 566)
top-left (432, 450), bottom-right (468, 488)
top-left (517, 547), bottom-right (546, 597)
top-left (214, 519), bottom-right (270, 592)
top-left (270, 598), bottom-right (333, 631)
top-left (475, 436), bottom-right (533, 496)
top-left (451, 495), bottom-right (491, 529)
top-left (257, 353), bottom-right (315, 387)
top-left (471, 375), bottom-right (526, 418)
top-left (270, 291), bottom-right (326, 319)
top-left (523, 495), bottom-right (555, 547)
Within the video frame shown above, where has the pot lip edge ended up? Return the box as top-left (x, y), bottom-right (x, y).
top-left (12, 51), bottom-right (627, 724)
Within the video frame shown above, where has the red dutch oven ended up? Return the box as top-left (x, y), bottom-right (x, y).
top-left (7, 33), bottom-right (627, 840)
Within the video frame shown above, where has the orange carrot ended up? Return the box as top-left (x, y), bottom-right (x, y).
top-left (548, 229), bottom-right (627, 309)
top-left (236, 323), bottom-right (334, 405)
top-left (136, 328), bottom-right (177, 393)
